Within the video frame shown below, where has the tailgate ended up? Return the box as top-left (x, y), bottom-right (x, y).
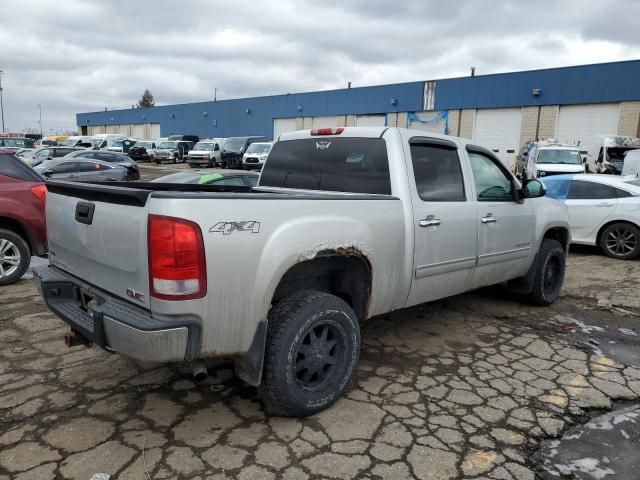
top-left (46, 181), bottom-right (152, 308)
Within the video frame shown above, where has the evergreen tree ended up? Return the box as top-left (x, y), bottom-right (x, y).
top-left (137, 89), bottom-right (155, 108)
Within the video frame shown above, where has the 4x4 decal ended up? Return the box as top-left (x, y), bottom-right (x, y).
top-left (210, 221), bottom-right (261, 235)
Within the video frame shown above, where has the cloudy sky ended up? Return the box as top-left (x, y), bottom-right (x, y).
top-left (1, 0), bottom-right (639, 133)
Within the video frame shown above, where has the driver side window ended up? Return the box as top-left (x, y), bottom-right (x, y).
top-left (468, 151), bottom-right (514, 201)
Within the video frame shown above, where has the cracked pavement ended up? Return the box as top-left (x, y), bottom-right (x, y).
top-left (1, 165), bottom-right (639, 479)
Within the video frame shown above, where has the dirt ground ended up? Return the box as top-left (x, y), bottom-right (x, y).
top-left (1, 163), bottom-right (639, 479)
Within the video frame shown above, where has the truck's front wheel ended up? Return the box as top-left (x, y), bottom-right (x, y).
top-left (524, 238), bottom-right (565, 306)
top-left (260, 290), bottom-right (361, 417)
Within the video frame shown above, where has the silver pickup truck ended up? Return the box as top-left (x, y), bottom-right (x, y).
top-left (34, 127), bottom-right (570, 417)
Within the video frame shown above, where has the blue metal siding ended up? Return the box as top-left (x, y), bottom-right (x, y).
top-left (76, 82), bottom-right (424, 138)
top-left (77, 60), bottom-right (640, 137)
top-left (434, 60), bottom-right (640, 110)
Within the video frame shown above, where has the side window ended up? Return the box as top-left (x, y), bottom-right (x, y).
top-left (51, 162), bottom-right (76, 174)
top-left (468, 151), bottom-right (515, 201)
top-left (567, 180), bottom-right (617, 200)
top-left (615, 188), bottom-right (633, 198)
top-left (410, 143), bottom-right (465, 202)
top-left (77, 162), bottom-right (104, 172)
top-left (214, 143), bottom-right (220, 151)
top-left (36, 149), bottom-right (50, 158)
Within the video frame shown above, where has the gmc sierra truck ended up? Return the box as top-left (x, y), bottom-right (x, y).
top-left (34, 127), bottom-right (570, 417)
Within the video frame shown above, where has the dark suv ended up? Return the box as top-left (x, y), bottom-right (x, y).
top-left (0, 151), bottom-right (47, 285)
top-left (221, 136), bottom-right (269, 169)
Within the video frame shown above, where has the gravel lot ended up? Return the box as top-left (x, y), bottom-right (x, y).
top-left (1, 163), bottom-right (639, 479)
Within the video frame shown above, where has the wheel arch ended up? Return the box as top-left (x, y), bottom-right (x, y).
top-left (0, 216), bottom-right (33, 254)
top-left (542, 226), bottom-right (570, 252)
top-left (271, 248), bottom-right (373, 321)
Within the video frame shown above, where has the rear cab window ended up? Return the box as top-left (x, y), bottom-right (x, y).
top-left (259, 137), bottom-right (391, 195)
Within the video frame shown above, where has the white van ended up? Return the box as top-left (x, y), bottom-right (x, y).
top-left (580, 135), bottom-right (640, 174)
top-left (60, 136), bottom-right (93, 148)
top-left (90, 134), bottom-right (126, 150)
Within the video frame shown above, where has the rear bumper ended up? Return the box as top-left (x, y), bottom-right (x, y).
top-left (32, 265), bottom-right (201, 363)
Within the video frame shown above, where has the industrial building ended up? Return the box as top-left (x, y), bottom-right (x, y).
top-left (77, 59), bottom-right (640, 167)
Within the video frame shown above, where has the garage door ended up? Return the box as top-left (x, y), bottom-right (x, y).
top-left (556, 103), bottom-right (620, 145)
top-left (473, 108), bottom-right (523, 168)
top-left (132, 124), bottom-right (145, 139)
top-left (311, 116), bottom-right (340, 128)
top-left (150, 124), bottom-right (161, 139)
top-left (409, 111), bottom-right (448, 134)
top-left (273, 118), bottom-right (298, 139)
top-left (355, 115), bottom-right (386, 127)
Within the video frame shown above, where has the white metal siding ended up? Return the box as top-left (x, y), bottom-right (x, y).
top-left (273, 117), bottom-right (298, 139)
top-left (311, 116), bottom-right (340, 128)
top-left (556, 103), bottom-right (620, 144)
top-left (355, 115), bottom-right (386, 127)
top-left (473, 108), bottom-right (523, 168)
top-left (409, 111), bottom-right (447, 134)
top-left (150, 123), bottom-right (161, 139)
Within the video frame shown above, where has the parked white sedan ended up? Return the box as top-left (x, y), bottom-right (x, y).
top-left (541, 174), bottom-right (640, 259)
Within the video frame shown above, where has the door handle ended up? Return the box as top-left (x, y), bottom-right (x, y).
top-left (419, 215), bottom-right (441, 227)
top-left (481, 213), bottom-right (498, 224)
top-left (596, 202), bottom-right (614, 207)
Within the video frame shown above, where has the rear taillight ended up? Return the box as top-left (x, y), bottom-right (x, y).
top-left (310, 128), bottom-right (344, 136)
top-left (148, 214), bottom-right (206, 300)
top-left (30, 184), bottom-right (47, 203)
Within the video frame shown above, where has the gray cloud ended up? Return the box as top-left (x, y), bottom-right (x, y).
top-left (0, 0), bottom-right (639, 132)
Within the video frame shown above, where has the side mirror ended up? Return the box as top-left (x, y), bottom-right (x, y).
top-left (47, 156), bottom-right (53, 160)
top-left (43, 170), bottom-right (52, 178)
top-left (523, 179), bottom-right (546, 198)
top-left (582, 157), bottom-right (587, 163)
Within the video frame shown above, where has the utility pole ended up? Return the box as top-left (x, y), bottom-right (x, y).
top-left (214, 88), bottom-right (217, 101)
top-left (0, 70), bottom-right (5, 133)
top-left (38, 104), bottom-right (43, 139)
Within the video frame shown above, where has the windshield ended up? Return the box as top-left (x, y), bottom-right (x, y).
top-left (537, 149), bottom-right (583, 165)
top-left (60, 138), bottom-right (79, 146)
top-left (158, 141), bottom-right (177, 149)
top-left (111, 140), bottom-right (124, 148)
top-left (91, 138), bottom-right (104, 148)
top-left (0, 138), bottom-right (33, 148)
top-left (15, 149), bottom-right (32, 157)
top-left (607, 147), bottom-right (639, 162)
top-left (194, 142), bottom-right (214, 151)
top-left (223, 138), bottom-right (246, 153)
top-left (136, 142), bottom-right (152, 148)
top-left (246, 143), bottom-right (271, 154)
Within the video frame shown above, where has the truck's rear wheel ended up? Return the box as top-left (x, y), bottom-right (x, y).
top-left (0, 229), bottom-right (30, 286)
top-left (260, 290), bottom-right (361, 417)
top-left (524, 238), bottom-right (565, 306)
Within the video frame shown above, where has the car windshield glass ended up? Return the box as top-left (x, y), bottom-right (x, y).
top-left (537, 149), bottom-right (583, 165)
top-left (135, 142), bottom-right (152, 148)
top-left (150, 172), bottom-right (203, 184)
top-left (111, 140), bottom-right (124, 148)
top-left (194, 143), bottom-right (214, 151)
top-left (91, 138), bottom-right (103, 147)
top-left (224, 138), bottom-right (245, 152)
top-left (0, 138), bottom-right (31, 148)
top-left (60, 139), bottom-right (77, 146)
top-left (607, 147), bottom-right (639, 161)
top-left (246, 143), bottom-right (271, 154)
top-left (158, 142), bottom-right (177, 149)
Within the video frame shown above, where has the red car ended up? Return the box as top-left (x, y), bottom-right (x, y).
top-left (0, 150), bottom-right (47, 285)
